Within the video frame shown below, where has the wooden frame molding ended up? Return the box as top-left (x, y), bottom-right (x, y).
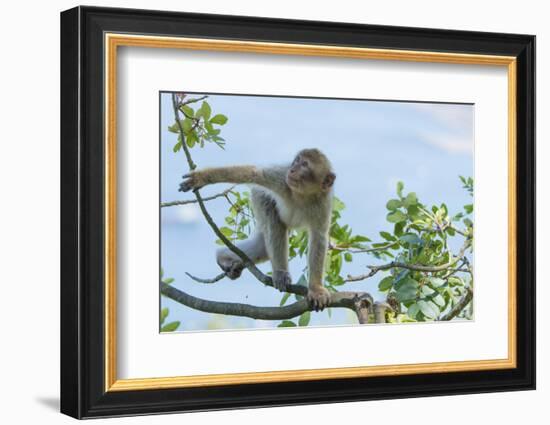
top-left (104, 33), bottom-right (518, 392)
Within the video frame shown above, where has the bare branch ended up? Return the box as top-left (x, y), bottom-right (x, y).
top-left (439, 287), bottom-right (473, 321)
top-left (344, 273), bottom-right (375, 283)
top-left (161, 186), bottom-right (236, 208)
top-left (330, 241), bottom-right (398, 254)
top-left (345, 239), bottom-right (472, 282)
top-left (161, 281), bottom-right (372, 321)
top-left (181, 95), bottom-right (208, 106)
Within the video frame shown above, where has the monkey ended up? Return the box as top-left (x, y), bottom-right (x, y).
top-left (179, 148), bottom-right (336, 311)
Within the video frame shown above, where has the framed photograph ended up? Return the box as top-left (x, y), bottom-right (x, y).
top-left (60, 6), bottom-right (535, 419)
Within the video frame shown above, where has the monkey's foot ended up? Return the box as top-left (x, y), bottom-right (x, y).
top-left (307, 286), bottom-right (331, 312)
top-left (217, 258), bottom-right (244, 280)
top-left (272, 270), bottom-right (292, 292)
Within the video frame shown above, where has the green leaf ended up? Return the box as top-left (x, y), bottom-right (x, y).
top-left (407, 303), bottom-right (420, 320)
top-left (396, 280), bottom-right (418, 302)
top-left (417, 300), bottom-right (439, 319)
top-left (397, 181), bottom-right (404, 197)
top-left (332, 197), bottom-right (346, 213)
top-left (464, 204), bottom-right (473, 214)
top-left (344, 252), bottom-right (353, 262)
top-left (453, 212), bottom-right (464, 221)
top-left (168, 123), bottom-right (180, 133)
top-left (210, 114), bottom-right (228, 125)
top-left (204, 120), bottom-right (214, 134)
top-left (182, 118), bottom-right (193, 133)
top-left (432, 293), bottom-right (446, 307)
top-left (160, 307), bottom-right (169, 325)
top-left (161, 321), bottom-right (180, 332)
top-left (219, 227), bottom-right (234, 237)
top-left (421, 285), bottom-right (435, 296)
top-left (279, 292), bottom-right (291, 306)
top-left (394, 222), bottom-right (405, 236)
top-left (278, 320), bottom-right (297, 328)
top-left (399, 233), bottom-right (422, 246)
top-left (197, 101), bottom-right (211, 120)
top-left (351, 235), bottom-right (371, 243)
top-left (448, 276), bottom-right (464, 287)
top-left (163, 277), bottom-right (175, 284)
top-left (428, 277), bottom-right (446, 287)
top-left (181, 104), bottom-right (194, 117)
top-left (393, 270), bottom-right (409, 285)
top-left (403, 192), bottom-right (418, 207)
top-left (298, 311), bottom-right (311, 326)
top-left (186, 131), bottom-right (198, 148)
top-left (387, 210), bottom-right (407, 223)
top-left (379, 231), bottom-right (396, 241)
top-left (173, 141), bottom-right (182, 152)
top-left (386, 199), bottom-right (402, 210)
top-left (407, 204), bottom-right (420, 217)
top-left (378, 276), bottom-right (393, 291)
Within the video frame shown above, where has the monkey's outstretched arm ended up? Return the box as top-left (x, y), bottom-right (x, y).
top-left (180, 165), bottom-right (288, 194)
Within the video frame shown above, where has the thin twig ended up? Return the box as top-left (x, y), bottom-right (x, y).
top-left (330, 241), bottom-right (398, 254)
top-left (182, 95), bottom-right (208, 106)
top-left (161, 186), bottom-right (236, 208)
top-left (345, 239), bottom-right (471, 282)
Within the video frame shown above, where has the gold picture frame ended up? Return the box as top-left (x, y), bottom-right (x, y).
top-left (61, 6), bottom-right (535, 419)
top-left (105, 34), bottom-right (517, 392)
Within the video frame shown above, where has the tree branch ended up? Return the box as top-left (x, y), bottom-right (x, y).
top-left (345, 239), bottom-right (472, 282)
top-left (161, 186), bottom-right (236, 208)
top-left (181, 95), bottom-right (208, 106)
top-left (161, 282), bottom-right (372, 322)
top-left (330, 241), bottom-right (398, 254)
top-left (439, 286), bottom-right (473, 321)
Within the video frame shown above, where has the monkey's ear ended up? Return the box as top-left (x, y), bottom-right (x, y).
top-left (322, 172), bottom-right (336, 190)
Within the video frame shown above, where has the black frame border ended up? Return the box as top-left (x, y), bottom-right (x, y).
top-left (60, 6), bottom-right (535, 419)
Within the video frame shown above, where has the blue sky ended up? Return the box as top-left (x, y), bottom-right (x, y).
top-left (160, 92), bottom-right (473, 331)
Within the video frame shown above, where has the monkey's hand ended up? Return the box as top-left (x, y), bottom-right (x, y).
top-left (179, 171), bottom-right (207, 192)
top-left (307, 285), bottom-right (331, 312)
top-left (272, 270), bottom-right (292, 292)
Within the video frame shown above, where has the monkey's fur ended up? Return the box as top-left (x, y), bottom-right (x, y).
top-left (179, 148), bottom-right (336, 311)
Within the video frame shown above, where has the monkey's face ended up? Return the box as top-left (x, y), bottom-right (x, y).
top-left (286, 153), bottom-right (336, 194)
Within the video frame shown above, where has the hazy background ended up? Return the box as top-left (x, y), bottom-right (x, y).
top-left (160, 92), bottom-right (473, 331)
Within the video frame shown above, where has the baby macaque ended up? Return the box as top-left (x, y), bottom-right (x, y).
top-left (179, 148), bottom-right (336, 311)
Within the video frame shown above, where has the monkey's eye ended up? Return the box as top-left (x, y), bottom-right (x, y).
top-left (301, 161), bottom-right (309, 167)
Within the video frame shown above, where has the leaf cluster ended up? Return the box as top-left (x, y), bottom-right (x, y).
top-left (169, 97), bottom-right (228, 152)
